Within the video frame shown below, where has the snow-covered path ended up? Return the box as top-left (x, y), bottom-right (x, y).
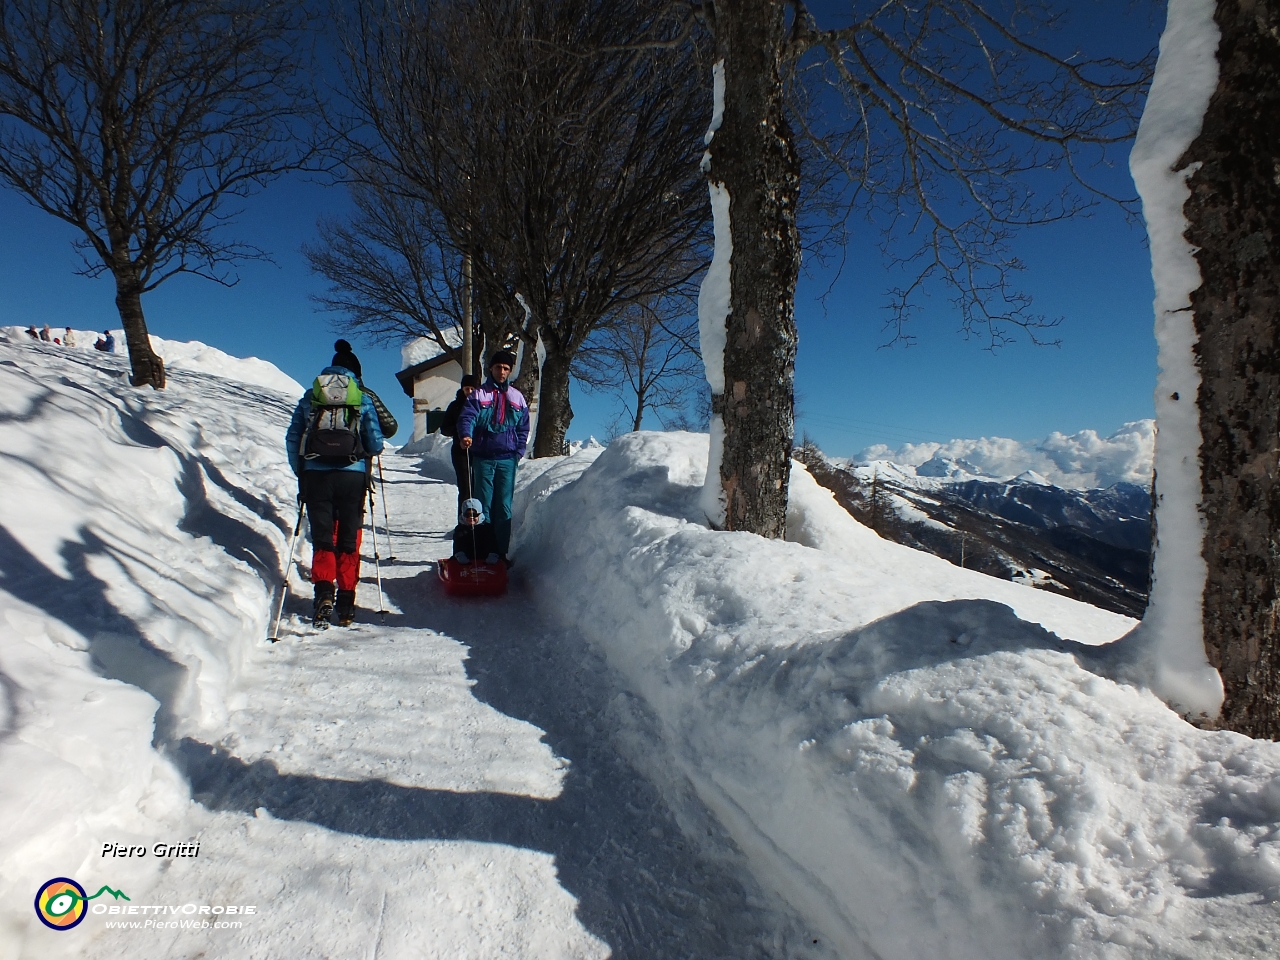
top-left (148, 457), bottom-right (829, 959)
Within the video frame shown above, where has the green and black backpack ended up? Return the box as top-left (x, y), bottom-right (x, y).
top-left (301, 372), bottom-right (367, 464)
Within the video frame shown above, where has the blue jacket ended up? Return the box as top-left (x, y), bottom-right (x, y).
top-left (456, 378), bottom-right (529, 460)
top-left (286, 366), bottom-right (386, 475)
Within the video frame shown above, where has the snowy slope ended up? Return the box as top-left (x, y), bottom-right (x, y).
top-left (800, 448), bottom-right (1153, 617)
top-left (4, 336), bottom-right (1279, 959)
top-left (518, 432), bottom-right (1280, 960)
top-left (1, 326), bottom-right (303, 395)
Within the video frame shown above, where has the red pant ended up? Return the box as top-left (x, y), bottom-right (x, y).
top-left (312, 525), bottom-right (363, 591)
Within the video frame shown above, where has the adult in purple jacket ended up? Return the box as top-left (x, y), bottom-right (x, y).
top-left (457, 349), bottom-right (529, 563)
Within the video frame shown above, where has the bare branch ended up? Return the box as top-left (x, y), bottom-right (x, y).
top-left (776, 0), bottom-right (1152, 346)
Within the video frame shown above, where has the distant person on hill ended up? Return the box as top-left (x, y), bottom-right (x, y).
top-left (451, 498), bottom-right (499, 565)
top-left (457, 349), bottom-right (528, 566)
top-left (93, 331), bottom-right (115, 352)
top-left (63, 327), bottom-right (76, 347)
top-left (440, 373), bottom-right (480, 511)
top-left (39, 325), bottom-right (51, 342)
top-left (24, 326), bottom-right (38, 340)
top-left (286, 342), bottom-right (386, 628)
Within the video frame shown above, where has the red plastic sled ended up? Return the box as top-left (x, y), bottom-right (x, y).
top-left (438, 556), bottom-right (508, 597)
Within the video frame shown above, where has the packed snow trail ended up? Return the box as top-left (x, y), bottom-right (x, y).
top-left (158, 457), bottom-right (834, 959)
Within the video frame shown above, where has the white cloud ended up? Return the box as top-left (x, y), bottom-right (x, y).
top-left (856, 420), bottom-right (1154, 489)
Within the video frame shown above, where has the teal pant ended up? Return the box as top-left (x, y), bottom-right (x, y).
top-left (472, 457), bottom-right (518, 555)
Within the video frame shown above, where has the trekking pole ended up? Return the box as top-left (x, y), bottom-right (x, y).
top-left (366, 481), bottom-right (387, 621)
top-left (365, 462), bottom-right (383, 563)
top-left (268, 499), bottom-right (306, 643)
top-left (376, 456), bottom-right (396, 560)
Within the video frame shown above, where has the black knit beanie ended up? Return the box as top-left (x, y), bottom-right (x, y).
top-left (332, 339), bottom-right (362, 378)
top-left (460, 373), bottom-right (480, 388)
top-left (489, 349), bottom-right (518, 370)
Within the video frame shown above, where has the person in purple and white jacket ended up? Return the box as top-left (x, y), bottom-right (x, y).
top-left (457, 349), bottom-right (529, 564)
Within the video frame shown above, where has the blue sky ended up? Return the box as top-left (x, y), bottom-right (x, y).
top-left (794, 198), bottom-right (1157, 454)
top-left (0, 5), bottom-right (1161, 460)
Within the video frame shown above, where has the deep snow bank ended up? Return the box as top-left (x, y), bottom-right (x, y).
top-left (516, 431), bottom-right (1280, 960)
top-left (0, 336), bottom-right (300, 937)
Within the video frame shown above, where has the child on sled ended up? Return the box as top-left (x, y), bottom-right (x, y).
top-left (452, 498), bottom-right (500, 565)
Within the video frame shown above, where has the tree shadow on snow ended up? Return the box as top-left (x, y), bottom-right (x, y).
top-left (169, 569), bottom-right (823, 960)
top-left (0, 524), bottom-right (188, 743)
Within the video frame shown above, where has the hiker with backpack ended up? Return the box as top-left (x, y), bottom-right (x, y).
top-left (440, 373), bottom-right (480, 513)
top-left (456, 349), bottom-right (528, 566)
top-left (285, 342), bottom-right (385, 628)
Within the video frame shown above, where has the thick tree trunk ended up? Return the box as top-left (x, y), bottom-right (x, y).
top-left (1183, 0), bottom-right (1280, 738)
top-left (512, 334), bottom-right (541, 447)
top-left (533, 346), bottom-right (573, 457)
top-left (633, 349), bottom-right (648, 432)
top-left (112, 265), bottom-right (165, 389)
top-left (461, 251), bottom-right (474, 377)
top-left (707, 0), bottom-right (799, 538)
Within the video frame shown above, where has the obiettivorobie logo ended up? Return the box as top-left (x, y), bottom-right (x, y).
top-left (35, 878), bottom-right (130, 931)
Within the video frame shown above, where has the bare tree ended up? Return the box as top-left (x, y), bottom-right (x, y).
top-left (574, 303), bottom-right (704, 434)
top-left (0, 0), bottom-right (318, 388)
top-left (328, 0), bottom-right (711, 455)
top-left (684, 1), bottom-right (1151, 535)
top-left (304, 178), bottom-right (466, 362)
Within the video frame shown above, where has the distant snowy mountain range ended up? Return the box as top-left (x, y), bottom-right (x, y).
top-left (853, 419), bottom-right (1154, 490)
top-left (801, 437), bottom-right (1153, 618)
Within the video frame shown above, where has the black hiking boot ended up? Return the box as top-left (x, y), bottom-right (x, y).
top-left (335, 589), bottom-right (357, 627)
top-left (313, 582), bottom-right (335, 629)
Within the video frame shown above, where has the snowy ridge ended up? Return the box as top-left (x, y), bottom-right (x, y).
top-left (1, 326), bottom-right (303, 396)
top-left (517, 432), bottom-right (1280, 960)
top-left (801, 448), bottom-right (1153, 617)
top-left (854, 419), bottom-right (1155, 491)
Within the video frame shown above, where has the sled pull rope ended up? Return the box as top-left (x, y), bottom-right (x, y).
top-left (467, 445), bottom-right (479, 565)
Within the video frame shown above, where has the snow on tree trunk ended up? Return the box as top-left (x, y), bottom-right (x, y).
top-left (699, 3), bottom-right (800, 537)
top-left (1126, 0), bottom-right (1224, 718)
top-left (1182, 0), bottom-right (1280, 737)
top-left (697, 167), bottom-right (731, 521)
top-left (513, 293), bottom-right (545, 456)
